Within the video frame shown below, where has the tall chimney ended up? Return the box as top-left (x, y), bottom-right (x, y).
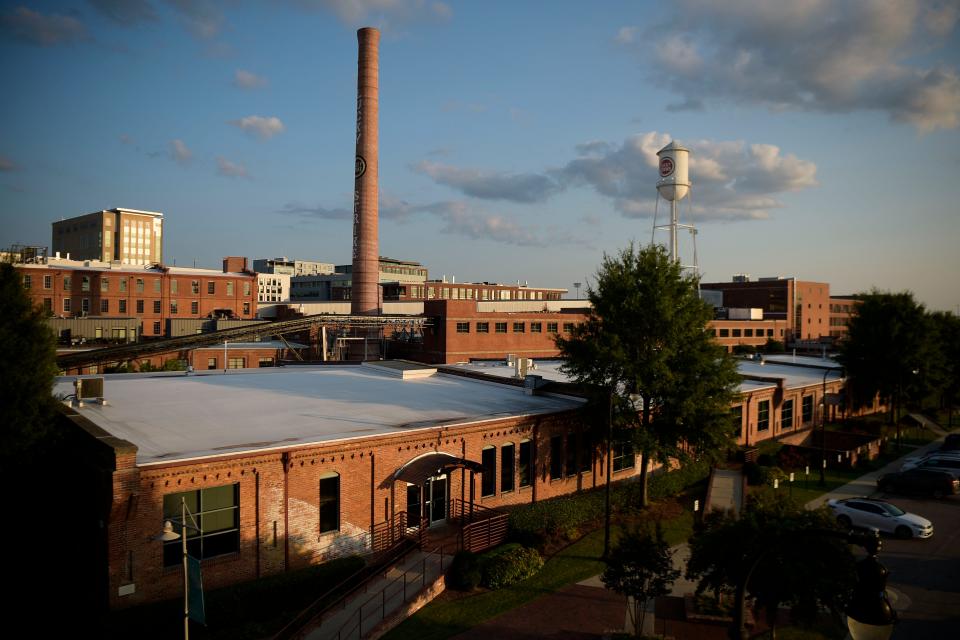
top-left (352, 27), bottom-right (380, 316)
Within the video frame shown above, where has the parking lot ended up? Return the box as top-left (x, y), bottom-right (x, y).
top-left (868, 488), bottom-right (960, 638)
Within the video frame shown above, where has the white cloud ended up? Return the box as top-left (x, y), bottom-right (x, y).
top-left (644, 0), bottom-right (960, 131)
top-left (88, 0), bottom-right (158, 26)
top-left (169, 139), bottom-right (192, 165)
top-left (0, 7), bottom-right (88, 46)
top-left (165, 0), bottom-right (225, 40)
top-left (216, 156), bottom-right (250, 178)
top-left (615, 26), bottom-right (637, 45)
top-left (414, 160), bottom-right (560, 203)
top-left (558, 131), bottom-right (817, 221)
top-left (233, 69), bottom-right (267, 90)
top-left (229, 115), bottom-right (285, 140)
top-left (287, 0), bottom-right (452, 29)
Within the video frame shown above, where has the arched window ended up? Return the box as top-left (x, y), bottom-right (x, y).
top-left (501, 442), bottom-right (515, 493)
top-left (519, 439), bottom-right (532, 488)
top-left (481, 446), bottom-right (496, 497)
top-left (319, 471), bottom-right (340, 534)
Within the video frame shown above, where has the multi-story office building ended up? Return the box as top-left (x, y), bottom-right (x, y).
top-left (253, 257), bottom-right (335, 277)
top-left (52, 208), bottom-right (164, 266)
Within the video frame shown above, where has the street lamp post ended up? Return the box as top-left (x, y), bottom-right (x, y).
top-left (819, 368), bottom-right (830, 486)
top-left (730, 528), bottom-right (895, 640)
top-left (157, 497), bottom-right (201, 640)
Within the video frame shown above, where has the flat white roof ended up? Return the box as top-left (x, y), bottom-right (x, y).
top-left (55, 365), bottom-right (581, 466)
top-left (451, 357), bottom-right (842, 394)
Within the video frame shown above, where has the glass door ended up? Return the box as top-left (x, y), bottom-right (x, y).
top-left (406, 484), bottom-right (421, 529)
top-left (427, 476), bottom-right (448, 525)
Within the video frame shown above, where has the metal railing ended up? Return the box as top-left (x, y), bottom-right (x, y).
top-left (331, 543), bottom-right (453, 640)
top-left (450, 499), bottom-right (509, 553)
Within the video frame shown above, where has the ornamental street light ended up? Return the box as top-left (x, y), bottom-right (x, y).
top-left (156, 497), bottom-right (202, 640)
top-left (730, 528), bottom-right (895, 640)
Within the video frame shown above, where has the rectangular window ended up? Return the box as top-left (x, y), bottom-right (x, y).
top-left (119, 278), bottom-right (127, 292)
top-left (519, 440), bottom-right (532, 488)
top-left (207, 357), bottom-right (217, 370)
top-left (547, 322), bottom-right (558, 333)
top-left (612, 440), bottom-right (635, 473)
top-left (242, 302), bottom-right (250, 315)
top-left (43, 298), bottom-right (52, 314)
top-left (170, 300), bottom-right (178, 315)
top-left (565, 433), bottom-right (577, 476)
top-left (731, 405), bottom-right (743, 434)
top-left (258, 357), bottom-right (274, 368)
top-left (531, 322), bottom-right (542, 333)
top-left (162, 484), bottom-right (240, 567)
top-left (495, 322), bottom-right (507, 333)
top-left (501, 444), bottom-right (515, 493)
top-left (476, 322), bottom-right (489, 333)
top-left (64, 276), bottom-right (72, 291)
top-left (802, 396), bottom-right (814, 423)
top-left (550, 435), bottom-right (563, 480)
top-left (563, 323), bottom-right (574, 333)
top-left (192, 280), bottom-right (200, 294)
top-left (758, 400), bottom-right (770, 431)
top-left (227, 281), bottom-right (234, 296)
top-left (732, 328), bottom-right (742, 337)
top-left (513, 322), bottom-right (525, 333)
top-left (207, 281), bottom-right (215, 294)
top-left (153, 300), bottom-right (161, 313)
top-left (81, 276), bottom-right (90, 292)
top-left (580, 434), bottom-right (592, 473)
top-left (136, 278), bottom-right (144, 293)
top-left (228, 357), bottom-right (245, 369)
top-left (481, 446), bottom-right (496, 497)
top-left (43, 275), bottom-right (52, 289)
top-left (81, 298), bottom-right (90, 313)
top-left (456, 322), bottom-right (470, 333)
top-left (170, 279), bottom-right (178, 294)
top-left (153, 321), bottom-right (161, 335)
top-left (319, 473), bottom-right (340, 533)
top-left (744, 328), bottom-right (754, 337)
top-left (137, 300), bottom-right (144, 313)
top-left (781, 399), bottom-right (794, 430)
top-left (119, 299), bottom-right (127, 313)
top-left (153, 279), bottom-right (161, 293)
top-left (22, 274), bottom-right (32, 289)
top-left (767, 329), bottom-right (774, 337)
top-left (719, 328), bottom-right (730, 337)
top-left (243, 282), bottom-right (251, 297)
top-left (63, 298), bottom-right (71, 313)
top-left (100, 277), bottom-right (109, 292)
top-left (191, 300), bottom-right (199, 314)
top-left (100, 299), bottom-right (109, 313)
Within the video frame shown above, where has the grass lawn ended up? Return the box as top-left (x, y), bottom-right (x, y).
top-left (383, 506), bottom-right (694, 640)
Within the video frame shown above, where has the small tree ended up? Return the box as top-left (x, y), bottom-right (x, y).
top-left (602, 523), bottom-right (680, 637)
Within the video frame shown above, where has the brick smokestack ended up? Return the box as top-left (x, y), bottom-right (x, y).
top-left (351, 27), bottom-right (380, 316)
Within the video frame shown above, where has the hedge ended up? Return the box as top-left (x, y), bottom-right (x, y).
top-left (479, 544), bottom-right (544, 590)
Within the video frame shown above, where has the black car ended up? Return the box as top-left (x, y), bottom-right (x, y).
top-left (878, 468), bottom-right (959, 498)
top-left (942, 433), bottom-right (960, 452)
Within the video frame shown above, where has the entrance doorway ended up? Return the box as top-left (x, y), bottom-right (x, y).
top-left (406, 475), bottom-right (448, 528)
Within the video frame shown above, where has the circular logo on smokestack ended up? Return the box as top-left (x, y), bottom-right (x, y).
top-left (355, 155), bottom-right (366, 179)
top-left (659, 157), bottom-right (674, 177)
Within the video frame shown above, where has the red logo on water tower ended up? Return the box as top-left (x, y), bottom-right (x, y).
top-left (659, 157), bottom-right (674, 177)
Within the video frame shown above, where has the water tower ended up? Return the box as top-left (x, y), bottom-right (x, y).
top-left (652, 141), bottom-right (698, 273)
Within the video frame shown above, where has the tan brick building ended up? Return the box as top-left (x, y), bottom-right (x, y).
top-left (52, 208), bottom-right (164, 265)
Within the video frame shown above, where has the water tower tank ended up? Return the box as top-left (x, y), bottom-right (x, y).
top-left (656, 141), bottom-right (690, 202)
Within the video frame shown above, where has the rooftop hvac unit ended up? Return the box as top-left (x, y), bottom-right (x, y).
top-left (74, 376), bottom-right (107, 406)
top-left (506, 353), bottom-right (517, 366)
top-left (515, 357), bottom-right (530, 379)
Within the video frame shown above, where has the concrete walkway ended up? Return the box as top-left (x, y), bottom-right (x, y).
top-left (705, 468), bottom-right (745, 515)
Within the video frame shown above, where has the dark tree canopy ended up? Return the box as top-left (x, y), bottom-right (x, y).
top-left (0, 262), bottom-right (59, 468)
top-left (556, 244), bottom-right (741, 505)
top-left (686, 490), bottom-right (857, 632)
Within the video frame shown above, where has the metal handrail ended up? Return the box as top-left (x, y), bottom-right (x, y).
top-left (333, 543), bottom-right (452, 640)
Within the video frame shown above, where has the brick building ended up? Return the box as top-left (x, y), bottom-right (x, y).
top-left (829, 295), bottom-right (862, 342)
top-left (701, 277), bottom-right (831, 342)
top-left (52, 208), bottom-right (164, 265)
top-left (16, 256), bottom-right (257, 338)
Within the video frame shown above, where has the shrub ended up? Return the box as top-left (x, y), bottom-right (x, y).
top-left (447, 550), bottom-right (481, 591)
top-left (480, 545), bottom-right (543, 589)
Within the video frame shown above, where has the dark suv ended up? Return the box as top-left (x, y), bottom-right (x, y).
top-left (878, 468), bottom-right (959, 498)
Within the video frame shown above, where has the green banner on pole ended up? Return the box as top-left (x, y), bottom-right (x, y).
top-left (187, 554), bottom-right (206, 625)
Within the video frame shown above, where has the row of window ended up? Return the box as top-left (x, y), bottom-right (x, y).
top-left (716, 327), bottom-right (778, 338)
top-left (47, 297), bottom-right (251, 316)
top-left (733, 395), bottom-right (816, 433)
top-left (23, 274), bottom-right (252, 296)
top-left (457, 321), bottom-right (576, 334)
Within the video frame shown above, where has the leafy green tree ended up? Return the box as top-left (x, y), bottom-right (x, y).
top-left (602, 523), bottom-right (680, 637)
top-left (837, 291), bottom-right (940, 445)
top-left (0, 263), bottom-right (59, 469)
top-left (929, 311), bottom-right (960, 428)
top-left (686, 490), bottom-right (856, 638)
top-left (556, 244), bottom-right (741, 508)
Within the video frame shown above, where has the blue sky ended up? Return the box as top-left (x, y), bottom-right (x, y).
top-left (1, 0), bottom-right (959, 312)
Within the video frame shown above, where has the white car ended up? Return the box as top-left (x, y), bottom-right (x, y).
top-left (827, 497), bottom-right (933, 539)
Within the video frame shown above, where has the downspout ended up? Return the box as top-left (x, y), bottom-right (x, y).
top-left (254, 470), bottom-right (261, 578)
top-left (281, 451), bottom-right (290, 572)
